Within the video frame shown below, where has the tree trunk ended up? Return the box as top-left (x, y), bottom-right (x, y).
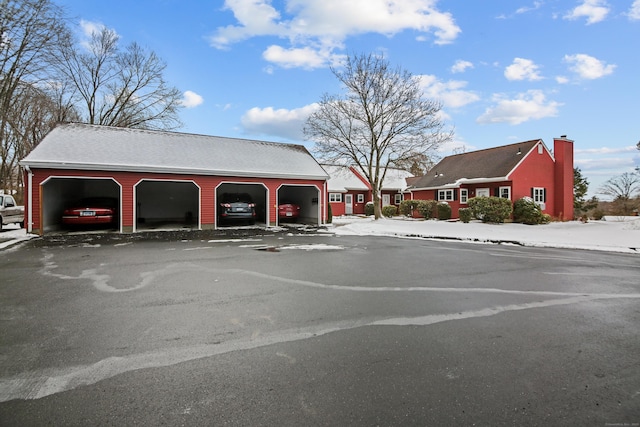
top-left (372, 191), bottom-right (381, 220)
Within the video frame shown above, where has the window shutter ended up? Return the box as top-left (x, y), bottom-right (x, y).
top-left (543, 188), bottom-right (547, 202)
top-left (494, 188), bottom-right (499, 197)
top-left (454, 190), bottom-right (458, 201)
top-left (531, 188), bottom-right (534, 198)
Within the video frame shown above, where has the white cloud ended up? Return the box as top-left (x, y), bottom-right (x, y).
top-left (516, 1), bottom-right (543, 14)
top-left (629, 0), bottom-right (640, 20)
top-left (575, 146), bottom-right (638, 155)
top-left (263, 45), bottom-right (344, 69)
top-left (78, 20), bottom-right (118, 52)
top-left (504, 58), bottom-right (543, 81)
top-left (210, 0), bottom-right (461, 68)
top-left (180, 91), bottom-right (204, 108)
top-left (418, 75), bottom-right (480, 108)
top-left (555, 75), bottom-right (570, 84)
top-left (476, 90), bottom-right (561, 125)
top-left (451, 60), bottom-right (473, 73)
top-left (563, 53), bottom-right (616, 79)
top-left (563, 0), bottom-right (610, 24)
top-left (240, 103), bottom-right (320, 140)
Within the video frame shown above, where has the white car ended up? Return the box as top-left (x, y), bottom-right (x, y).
top-left (0, 195), bottom-right (24, 230)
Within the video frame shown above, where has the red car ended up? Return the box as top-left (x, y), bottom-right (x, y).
top-left (278, 203), bottom-right (300, 221)
top-left (62, 197), bottom-right (117, 227)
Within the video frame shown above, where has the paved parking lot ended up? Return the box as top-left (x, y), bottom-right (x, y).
top-left (1, 231), bottom-right (639, 425)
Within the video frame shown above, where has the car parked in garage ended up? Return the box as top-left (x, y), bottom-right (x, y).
top-left (62, 197), bottom-right (117, 228)
top-left (278, 202), bottom-right (301, 221)
top-left (218, 193), bottom-right (256, 224)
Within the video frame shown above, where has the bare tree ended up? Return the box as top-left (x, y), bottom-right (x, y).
top-left (0, 0), bottom-right (69, 199)
top-left (305, 53), bottom-right (452, 219)
top-left (54, 25), bottom-right (183, 130)
top-left (599, 172), bottom-right (640, 215)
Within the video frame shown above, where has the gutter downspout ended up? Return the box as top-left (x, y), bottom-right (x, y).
top-left (24, 165), bottom-right (33, 233)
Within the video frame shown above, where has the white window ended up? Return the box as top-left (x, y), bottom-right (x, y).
top-left (394, 193), bottom-right (402, 205)
top-left (329, 193), bottom-right (342, 202)
top-left (533, 187), bottom-right (545, 203)
top-left (460, 189), bottom-right (468, 204)
top-left (437, 189), bottom-right (454, 201)
top-left (357, 194), bottom-right (364, 203)
top-left (538, 144), bottom-right (544, 154)
top-left (499, 186), bottom-right (511, 199)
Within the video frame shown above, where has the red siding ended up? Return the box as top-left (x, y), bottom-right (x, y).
top-left (508, 142), bottom-right (556, 216)
top-left (27, 168), bottom-right (326, 234)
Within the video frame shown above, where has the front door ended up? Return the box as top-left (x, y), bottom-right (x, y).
top-left (345, 194), bottom-right (353, 215)
top-left (382, 194), bottom-right (391, 206)
top-left (476, 188), bottom-right (490, 198)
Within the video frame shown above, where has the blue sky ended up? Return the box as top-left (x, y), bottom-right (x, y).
top-left (57, 0), bottom-right (640, 198)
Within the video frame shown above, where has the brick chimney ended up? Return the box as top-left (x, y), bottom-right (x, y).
top-left (553, 135), bottom-right (574, 220)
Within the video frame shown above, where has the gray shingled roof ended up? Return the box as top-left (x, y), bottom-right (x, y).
top-left (21, 123), bottom-right (329, 180)
top-left (410, 139), bottom-right (544, 189)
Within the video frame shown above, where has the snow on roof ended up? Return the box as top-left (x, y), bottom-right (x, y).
top-left (21, 123), bottom-right (329, 180)
top-left (324, 165), bottom-right (413, 192)
top-left (323, 165), bottom-right (370, 192)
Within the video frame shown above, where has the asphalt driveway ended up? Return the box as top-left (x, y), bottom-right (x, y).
top-left (1, 231), bottom-right (639, 425)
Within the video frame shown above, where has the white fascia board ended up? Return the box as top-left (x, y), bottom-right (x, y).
top-left (411, 176), bottom-right (508, 191)
top-left (20, 161), bottom-right (329, 181)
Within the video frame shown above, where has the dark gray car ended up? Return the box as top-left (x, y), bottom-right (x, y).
top-left (218, 193), bottom-right (256, 224)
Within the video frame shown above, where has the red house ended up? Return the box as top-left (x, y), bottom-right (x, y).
top-left (325, 165), bottom-right (413, 216)
top-left (408, 136), bottom-right (574, 220)
top-left (20, 123), bottom-right (329, 235)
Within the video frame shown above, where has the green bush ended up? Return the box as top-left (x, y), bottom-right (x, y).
top-left (458, 207), bottom-right (472, 223)
top-left (399, 200), bottom-right (422, 216)
top-left (382, 205), bottom-right (397, 218)
top-left (467, 196), bottom-right (512, 223)
top-left (364, 201), bottom-right (374, 216)
top-left (513, 197), bottom-right (548, 224)
top-left (417, 199), bottom-right (438, 219)
top-left (437, 202), bottom-right (452, 220)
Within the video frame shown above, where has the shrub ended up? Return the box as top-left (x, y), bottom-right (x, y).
top-left (459, 207), bottom-right (472, 223)
top-left (399, 200), bottom-right (422, 216)
top-left (417, 199), bottom-right (438, 219)
top-left (513, 197), bottom-right (550, 224)
top-left (591, 208), bottom-right (605, 220)
top-left (437, 202), bottom-right (451, 220)
top-left (467, 196), bottom-right (512, 223)
top-left (364, 201), bottom-right (374, 216)
top-left (382, 205), bottom-right (397, 218)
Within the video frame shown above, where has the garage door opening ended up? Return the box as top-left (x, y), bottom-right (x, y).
top-left (41, 177), bottom-right (121, 233)
top-left (216, 183), bottom-right (267, 227)
top-left (277, 185), bottom-right (320, 226)
top-left (135, 180), bottom-right (199, 231)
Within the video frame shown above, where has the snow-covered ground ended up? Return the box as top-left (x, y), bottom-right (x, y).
top-left (328, 216), bottom-right (640, 254)
top-left (2, 216), bottom-right (639, 253)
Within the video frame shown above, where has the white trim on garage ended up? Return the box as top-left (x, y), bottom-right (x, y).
top-left (215, 181), bottom-right (269, 228)
top-left (39, 175), bottom-right (123, 233)
top-left (133, 178), bottom-right (201, 233)
top-left (276, 183), bottom-right (322, 227)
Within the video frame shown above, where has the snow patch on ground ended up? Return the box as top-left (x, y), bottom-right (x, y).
top-left (329, 216), bottom-right (640, 254)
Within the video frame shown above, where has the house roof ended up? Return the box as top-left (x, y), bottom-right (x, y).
top-left (323, 165), bottom-right (370, 192)
top-left (21, 123), bottom-right (329, 180)
top-left (410, 139), bottom-right (544, 189)
top-left (324, 165), bottom-right (414, 193)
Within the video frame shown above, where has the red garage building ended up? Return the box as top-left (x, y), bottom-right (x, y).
top-left (20, 123), bottom-right (329, 235)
